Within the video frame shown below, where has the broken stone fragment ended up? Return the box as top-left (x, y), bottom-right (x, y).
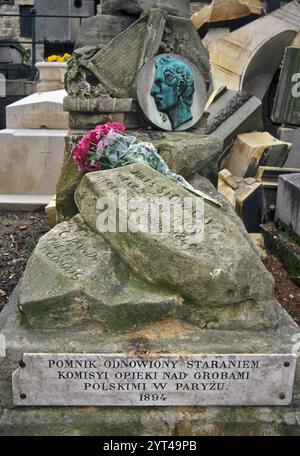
top-left (192, 0), bottom-right (262, 30)
top-left (223, 132), bottom-right (291, 178)
top-left (134, 131), bottom-right (223, 181)
top-left (216, 169), bottom-right (263, 233)
top-left (75, 163), bottom-right (278, 330)
top-left (208, 2), bottom-right (300, 99)
top-left (204, 89), bottom-right (263, 157)
top-left (19, 215), bottom-right (182, 331)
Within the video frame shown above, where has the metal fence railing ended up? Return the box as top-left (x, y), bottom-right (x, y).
top-left (0, 8), bottom-right (90, 73)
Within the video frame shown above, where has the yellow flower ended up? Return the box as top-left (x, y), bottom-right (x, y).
top-left (47, 53), bottom-right (71, 63)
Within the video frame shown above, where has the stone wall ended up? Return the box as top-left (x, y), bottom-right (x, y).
top-left (0, 2), bottom-right (20, 38)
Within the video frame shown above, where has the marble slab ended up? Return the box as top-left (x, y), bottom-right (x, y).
top-left (12, 353), bottom-right (296, 407)
top-left (6, 90), bottom-right (68, 129)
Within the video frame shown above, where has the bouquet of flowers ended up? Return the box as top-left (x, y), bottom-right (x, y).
top-left (72, 122), bottom-right (221, 207)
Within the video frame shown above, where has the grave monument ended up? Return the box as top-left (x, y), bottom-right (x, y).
top-left (0, 1), bottom-right (300, 436)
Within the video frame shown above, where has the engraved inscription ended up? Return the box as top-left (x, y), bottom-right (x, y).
top-left (39, 228), bottom-right (98, 281)
top-left (12, 354), bottom-right (297, 407)
top-left (98, 169), bottom-right (204, 250)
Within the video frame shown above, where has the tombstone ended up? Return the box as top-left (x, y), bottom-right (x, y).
top-left (0, 128), bottom-right (66, 209)
top-left (272, 34), bottom-right (300, 126)
top-left (6, 90), bottom-right (68, 129)
top-left (0, 90), bottom-right (68, 209)
top-left (276, 173), bottom-right (300, 238)
top-left (278, 127), bottom-right (300, 168)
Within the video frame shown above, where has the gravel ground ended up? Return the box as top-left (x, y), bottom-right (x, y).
top-left (0, 210), bottom-right (49, 311)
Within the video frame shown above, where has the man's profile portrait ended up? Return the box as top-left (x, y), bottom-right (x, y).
top-left (150, 55), bottom-right (195, 130)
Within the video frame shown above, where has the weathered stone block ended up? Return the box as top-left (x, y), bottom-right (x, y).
top-left (276, 173), bottom-right (300, 238)
top-left (68, 112), bottom-right (142, 130)
top-left (224, 132), bottom-right (291, 178)
top-left (134, 131), bottom-right (223, 180)
top-left (192, 0), bottom-right (262, 30)
top-left (75, 163), bottom-right (278, 330)
top-left (0, 128), bottom-right (67, 199)
top-left (19, 216), bottom-right (181, 331)
top-left (0, 285), bottom-right (299, 435)
top-left (204, 89), bottom-right (263, 158)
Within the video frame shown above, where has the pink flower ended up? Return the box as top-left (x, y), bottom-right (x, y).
top-left (72, 122), bottom-right (126, 172)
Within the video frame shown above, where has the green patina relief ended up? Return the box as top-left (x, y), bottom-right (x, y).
top-left (151, 55), bottom-right (195, 130)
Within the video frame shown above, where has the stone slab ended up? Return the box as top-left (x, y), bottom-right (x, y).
top-left (204, 89), bottom-right (263, 158)
top-left (134, 131), bottom-right (223, 180)
top-left (63, 97), bottom-right (137, 114)
top-left (6, 90), bottom-right (69, 130)
top-left (0, 285), bottom-right (300, 436)
top-left (224, 132), bottom-right (291, 178)
top-left (0, 129), bottom-right (67, 197)
top-left (276, 173), bottom-right (300, 238)
top-left (272, 34), bottom-right (300, 126)
top-left (12, 353), bottom-right (296, 407)
top-left (75, 163), bottom-right (278, 330)
top-left (68, 112), bottom-right (142, 130)
top-left (278, 127), bottom-right (300, 168)
top-left (0, 195), bottom-right (53, 211)
top-left (19, 216), bottom-right (181, 332)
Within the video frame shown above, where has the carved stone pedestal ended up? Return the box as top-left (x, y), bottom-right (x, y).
top-left (0, 286), bottom-right (299, 436)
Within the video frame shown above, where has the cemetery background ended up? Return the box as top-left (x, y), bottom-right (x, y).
top-left (0, 0), bottom-right (300, 436)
